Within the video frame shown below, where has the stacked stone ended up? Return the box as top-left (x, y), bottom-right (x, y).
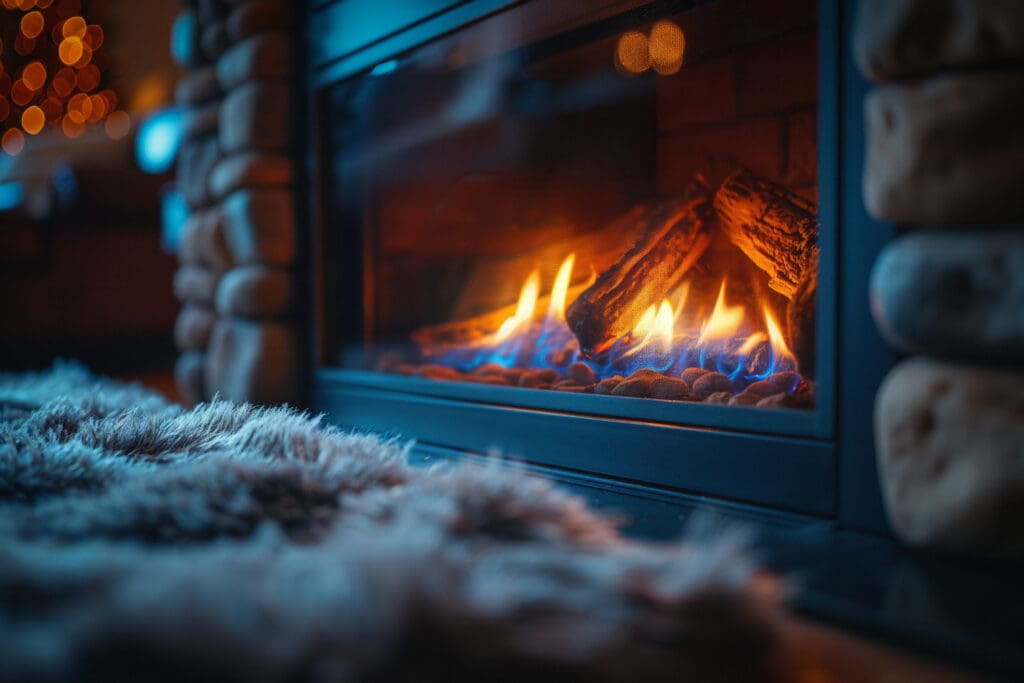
top-left (171, 0), bottom-right (300, 406)
top-left (855, 0), bottom-right (1024, 557)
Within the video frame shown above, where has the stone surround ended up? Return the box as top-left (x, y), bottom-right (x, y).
top-left (857, 0), bottom-right (1024, 556)
top-left (171, 0), bottom-right (299, 406)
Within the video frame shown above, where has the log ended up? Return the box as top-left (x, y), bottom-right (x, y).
top-left (787, 251), bottom-right (817, 378)
top-left (565, 184), bottom-right (714, 355)
top-left (713, 168), bottom-right (819, 300)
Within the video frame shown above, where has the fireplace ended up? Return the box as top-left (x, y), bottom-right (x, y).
top-left (308, 0), bottom-right (858, 522)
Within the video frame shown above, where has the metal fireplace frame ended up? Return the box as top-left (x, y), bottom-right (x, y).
top-left (305, 0), bottom-right (892, 530)
top-left (300, 2), bottom-right (1024, 676)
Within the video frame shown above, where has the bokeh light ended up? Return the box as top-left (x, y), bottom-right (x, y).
top-left (20, 10), bottom-right (45, 39)
top-left (22, 60), bottom-right (46, 90)
top-left (135, 107), bottom-right (182, 173)
top-left (58, 36), bottom-right (82, 65)
top-left (615, 31), bottom-right (650, 75)
top-left (62, 15), bottom-right (86, 39)
top-left (21, 103), bottom-right (44, 133)
top-left (649, 20), bottom-right (685, 75)
top-left (104, 108), bottom-right (130, 140)
top-left (2, 127), bottom-right (25, 155)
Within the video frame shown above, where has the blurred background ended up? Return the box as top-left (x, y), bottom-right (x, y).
top-left (1, 0), bottom-right (181, 396)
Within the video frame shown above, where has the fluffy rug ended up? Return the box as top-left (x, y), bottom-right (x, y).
top-left (0, 362), bottom-right (777, 682)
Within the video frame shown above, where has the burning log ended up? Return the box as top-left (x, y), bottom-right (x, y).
top-left (565, 185), bottom-right (713, 355)
top-left (712, 168), bottom-right (819, 300)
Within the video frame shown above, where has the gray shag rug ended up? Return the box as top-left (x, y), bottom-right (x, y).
top-left (0, 362), bottom-right (777, 682)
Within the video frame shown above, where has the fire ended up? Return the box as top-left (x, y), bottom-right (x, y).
top-left (623, 298), bottom-right (675, 357)
top-left (495, 269), bottom-right (540, 341)
top-left (697, 281), bottom-right (745, 345)
top-left (763, 306), bottom-right (794, 360)
top-left (547, 253), bottom-right (575, 321)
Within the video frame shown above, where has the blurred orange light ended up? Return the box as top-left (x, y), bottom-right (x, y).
top-left (87, 93), bottom-right (106, 121)
top-left (73, 43), bottom-right (92, 68)
top-left (83, 24), bottom-right (103, 50)
top-left (21, 105), bottom-right (45, 134)
top-left (0, 95), bottom-right (10, 120)
top-left (10, 79), bottom-right (34, 106)
top-left (14, 33), bottom-right (36, 56)
top-left (41, 96), bottom-right (62, 121)
top-left (104, 109), bottom-right (130, 139)
top-left (615, 31), bottom-right (650, 74)
top-left (2, 128), bottom-right (25, 155)
top-left (75, 63), bottom-right (99, 91)
top-left (21, 11), bottom-right (45, 39)
top-left (37, 0), bottom-right (53, 7)
top-left (649, 20), bottom-right (685, 75)
top-left (61, 113), bottom-right (84, 138)
top-left (67, 91), bottom-right (92, 122)
top-left (59, 36), bottom-right (82, 65)
top-left (22, 60), bottom-right (46, 90)
top-left (16, 0), bottom-right (35, 10)
top-left (62, 16), bottom-right (86, 39)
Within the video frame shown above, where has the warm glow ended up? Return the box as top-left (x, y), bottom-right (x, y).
top-left (672, 281), bottom-right (690, 325)
top-left (496, 269), bottom-right (540, 341)
top-left (2, 128), bottom-right (25, 155)
top-left (58, 36), bottom-right (82, 65)
top-left (62, 16), bottom-right (87, 39)
top-left (67, 92), bottom-right (92, 123)
top-left (10, 79), bottom-right (32, 105)
top-left (21, 104), bottom-right (44, 134)
top-left (615, 31), bottom-right (650, 74)
top-left (547, 253), bottom-right (575, 320)
top-left (698, 281), bottom-right (746, 344)
top-left (22, 60), bottom-right (46, 90)
top-left (764, 307), bottom-right (795, 360)
top-left (633, 305), bottom-right (657, 338)
top-left (61, 113), bottom-right (84, 138)
top-left (104, 109), bottom-right (131, 139)
top-left (75, 63), bottom-right (99, 91)
top-left (83, 24), bottom-right (103, 50)
top-left (649, 20), bottom-right (685, 75)
top-left (20, 11), bottom-right (45, 40)
top-left (623, 299), bottom-right (675, 357)
top-left (736, 331), bottom-right (767, 356)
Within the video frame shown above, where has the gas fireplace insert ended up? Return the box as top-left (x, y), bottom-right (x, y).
top-left (307, 0), bottom-right (887, 529)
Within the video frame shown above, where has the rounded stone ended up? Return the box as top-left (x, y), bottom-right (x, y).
top-left (864, 72), bottom-right (1024, 223)
top-left (208, 152), bottom-right (292, 201)
top-left (173, 265), bottom-right (218, 304)
top-left (181, 102), bottom-right (220, 142)
top-left (177, 135), bottom-right (221, 210)
top-left (214, 264), bottom-right (293, 316)
top-left (221, 188), bottom-right (296, 265)
top-left (871, 230), bottom-right (1024, 363)
top-left (875, 358), bottom-right (1024, 557)
top-left (174, 304), bottom-right (216, 351)
top-left (175, 350), bottom-right (206, 406)
top-left (220, 81), bottom-right (290, 152)
top-left (178, 208), bottom-right (232, 271)
top-left (205, 317), bottom-right (299, 404)
top-left (854, 0), bottom-right (1024, 82)
top-left (174, 66), bottom-right (221, 106)
top-left (216, 33), bottom-right (291, 92)
top-left (200, 20), bottom-right (228, 62)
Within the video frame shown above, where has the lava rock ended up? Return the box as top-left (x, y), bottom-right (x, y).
top-left (205, 317), bottom-right (299, 404)
top-left (214, 264), bottom-right (293, 316)
top-left (568, 362), bottom-right (597, 386)
top-left (594, 376), bottom-right (623, 394)
top-left (681, 367), bottom-right (711, 385)
top-left (854, 0), bottom-right (1024, 82)
top-left (871, 230), bottom-right (1024, 363)
top-left (216, 33), bottom-right (291, 91)
top-left (220, 81), bottom-right (290, 152)
top-left (692, 372), bottom-right (734, 400)
top-left (704, 391), bottom-right (733, 405)
top-left (875, 358), bottom-right (1024, 557)
top-left (647, 377), bottom-right (692, 401)
top-left (864, 72), bottom-right (1024, 223)
top-left (222, 188), bottom-right (296, 265)
top-left (518, 369), bottom-right (560, 388)
top-left (417, 364), bottom-right (463, 382)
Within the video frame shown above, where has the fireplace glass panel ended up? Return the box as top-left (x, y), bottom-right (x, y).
top-left (325, 0), bottom-right (819, 410)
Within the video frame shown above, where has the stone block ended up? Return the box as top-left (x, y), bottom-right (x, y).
top-left (876, 358), bottom-right (1024, 557)
top-left (871, 231), bottom-right (1024, 363)
top-left (657, 118), bottom-right (782, 194)
top-left (220, 81), bottom-right (290, 152)
top-left (177, 135), bottom-right (221, 210)
top-left (216, 33), bottom-right (291, 92)
top-left (737, 31), bottom-right (817, 115)
top-left (855, 0), bottom-right (1024, 82)
top-left (182, 101), bottom-right (220, 142)
top-left (214, 264), bottom-right (293, 316)
top-left (205, 317), bottom-right (300, 404)
top-left (208, 152), bottom-right (292, 201)
top-left (784, 109), bottom-right (817, 187)
top-left (174, 304), bottom-right (216, 351)
top-left (173, 265), bottom-right (218, 305)
top-left (175, 350), bottom-right (206, 406)
top-left (222, 188), bottom-right (295, 265)
top-left (864, 72), bottom-right (1024, 223)
top-left (178, 208), bottom-right (232, 271)
top-left (200, 20), bottom-right (228, 62)
top-left (174, 66), bottom-right (221, 106)
top-left (227, 0), bottom-right (293, 42)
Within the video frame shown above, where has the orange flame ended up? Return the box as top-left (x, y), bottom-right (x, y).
top-left (495, 269), bottom-right (540, 341)
top-left (624, 298), bottom-right (675, 357)
top-left (764, 307), bottom-right (794, 360)
top-left (697, 281), bottom-right (745, 345)
top-left (736, 332), bottom-right (767, 356)
top-left (547, 253), bottom-right (575, 321)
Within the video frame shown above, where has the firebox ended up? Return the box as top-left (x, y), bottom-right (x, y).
top-left (309, 0), bottom-right (855, 521)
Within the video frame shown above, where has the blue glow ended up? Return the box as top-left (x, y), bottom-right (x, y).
top-left (161, 185), bottom-right (189, 254)
top-left (136, 108), bottom-right (184, 174)
top-left (170, 12), bottom-right (196, 67)
top-left (370, 59), bottom-right (399, 77)
top-left (0, 182), bottom-right (23, 211)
